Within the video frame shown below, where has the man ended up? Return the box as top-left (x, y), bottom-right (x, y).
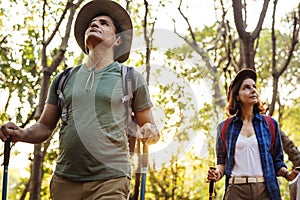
top-left (0, 0), bottom-right (160, 199)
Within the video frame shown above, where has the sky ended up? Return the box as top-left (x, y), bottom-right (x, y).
top-left (153, 0), bottom-right (299, 33)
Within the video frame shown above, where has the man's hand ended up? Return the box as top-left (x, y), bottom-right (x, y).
top-left (0, 122), bottom-right (22, 142)
top-left (137, 123), bottom-right (160, 145)
top-left (286, 168), bottom-right (300, 181)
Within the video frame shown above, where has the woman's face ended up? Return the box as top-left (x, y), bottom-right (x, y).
top-left (236, 78), bottom-right (258, 106)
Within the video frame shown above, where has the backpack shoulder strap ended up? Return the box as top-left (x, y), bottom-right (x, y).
top-left (221, 117), bottom-right (234, 152)
top-left (263, 115), bottom-right (276, 155)
top-left (56, 65), bottom-right (80, 124)
top-left (56, 68), bottom-right (73, 96)
top-left (121, 65), bottom-right (136, 155)
top-left (221, 115), bottom-right (276, 155)
top-left (121, 65), bottom-right (134, 104)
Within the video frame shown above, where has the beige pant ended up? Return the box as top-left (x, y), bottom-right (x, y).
top-left (224, 182), bottom-right (270, 200)
top-left (50, 175), bottom-right (131, 200)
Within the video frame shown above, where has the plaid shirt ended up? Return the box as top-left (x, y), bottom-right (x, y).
top-left (216, 113), bottom-right (286, 200)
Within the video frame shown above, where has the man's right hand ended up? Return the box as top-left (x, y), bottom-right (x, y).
top-left (0, 122), bottom-right (22, 142)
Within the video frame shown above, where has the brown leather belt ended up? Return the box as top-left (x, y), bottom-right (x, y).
top-left (228, 176), bottom-right (265, 184)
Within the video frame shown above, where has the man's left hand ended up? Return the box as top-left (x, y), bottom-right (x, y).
top-left (137, 123), bottom-right (160, 145)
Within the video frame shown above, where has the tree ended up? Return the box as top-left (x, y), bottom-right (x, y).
top-left (28, 1), bottom-right (85, 199)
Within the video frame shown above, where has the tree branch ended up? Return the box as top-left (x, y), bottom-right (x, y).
top-left (252, 0), bottom-right (270, 38)
top-left (232, 0), bottom-right (246, 39)
top-left (278, 9), bottom-right (300, 76)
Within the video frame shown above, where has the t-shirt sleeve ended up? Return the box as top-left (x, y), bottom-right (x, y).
top-left (45, 73), bottom-right (62, 106)
top-left (132, 70), bottom-right (153, 112)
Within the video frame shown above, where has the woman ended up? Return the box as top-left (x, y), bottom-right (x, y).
top-left (207, 69), bottom-right (299, 200)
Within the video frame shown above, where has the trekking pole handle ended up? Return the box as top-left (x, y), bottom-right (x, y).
top-left (3, 138), bottom-right (11, 166)
top-left (142, 143), bottom-right (148, 167)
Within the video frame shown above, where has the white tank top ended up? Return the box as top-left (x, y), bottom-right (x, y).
top-left (231, 134), bottom-right (264, 176)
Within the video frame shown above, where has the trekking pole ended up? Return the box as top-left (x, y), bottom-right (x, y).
top-left (140, 142), bottom-right (148, 200)
top-left (2, 138), bottom-right (11, 200)
top-left (209, 167), bottom-right (216, 200)
top-left (132, 141), bottom-right (141, 200)
top-left (209, 180), bottom-right (214, 200)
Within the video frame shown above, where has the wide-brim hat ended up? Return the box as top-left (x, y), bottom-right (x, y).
top-left (74, 0), bottom-right (133, 63)
top-left (227, 69), bottom-right (257, 100)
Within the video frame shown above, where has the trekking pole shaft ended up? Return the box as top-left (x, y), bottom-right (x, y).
top-left (140, 166), bottom-right (147, 200)
top-left (2, 166), bottom-right (8, 200)
top-left (2, 138), bottom-right (11, 200)
top-left (209, 181), bottom-right (214, 193)
top-left (3, 138), bottom-right (11, 166)
top-left (208, 166), bottom-right (216, 199)
top-left (209, 181), bottom-right (214, 200)
top-left (140, 144), bottom-right (148, 200)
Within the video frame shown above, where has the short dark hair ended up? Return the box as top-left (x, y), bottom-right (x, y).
top-left (111, 17), bottom-right (121, 34)
top-left (226, 76), bottom-right (266, 116)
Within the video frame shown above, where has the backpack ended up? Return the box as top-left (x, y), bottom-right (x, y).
top-left (55, 65), bottom-right (137, 155)
top-left (221, 115), bottom-right (276, 155)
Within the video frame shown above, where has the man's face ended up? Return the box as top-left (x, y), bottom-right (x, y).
top-left (84, 15), bottom-right (118, 51)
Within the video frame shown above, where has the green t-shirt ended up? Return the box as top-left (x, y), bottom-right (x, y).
top-left (46, 62), bottom-right (153, 181)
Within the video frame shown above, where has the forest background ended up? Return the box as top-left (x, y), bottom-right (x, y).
top-left (0, 0), bottom-right (299, 199)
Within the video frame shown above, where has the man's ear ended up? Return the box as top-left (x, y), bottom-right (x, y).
top-left (113, 36), bottom-right (122, 47)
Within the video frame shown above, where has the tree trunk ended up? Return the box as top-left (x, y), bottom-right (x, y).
top-left (29, 145), bottom-right (43, 200)
top-left (29, 72), bottom-right (51, 200)
top-left (27, 1), bottom-right (83, 198)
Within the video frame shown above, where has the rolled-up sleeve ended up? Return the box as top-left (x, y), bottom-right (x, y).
top-left (272, 119), bottom-right (287, 172)
top-left (216, 121), bottom-right (226, 165)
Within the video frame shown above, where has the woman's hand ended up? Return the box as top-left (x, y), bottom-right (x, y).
top-left (207, 167), bottom-right (223, 182)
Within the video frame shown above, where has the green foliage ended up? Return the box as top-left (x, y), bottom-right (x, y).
top-left (0, 0), bottom-right (299, 199)
top-left (281, 99), bottom-right (300, 147)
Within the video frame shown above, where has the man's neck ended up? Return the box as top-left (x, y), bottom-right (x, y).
top-left (86, 49), bottom-right (115, 70)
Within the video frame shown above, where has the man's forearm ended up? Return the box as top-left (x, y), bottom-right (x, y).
top-left (22, 122), bottom-right (54, 143)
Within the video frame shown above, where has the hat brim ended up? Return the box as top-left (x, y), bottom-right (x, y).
top-left (74, 0), bottom-right (133, 63)
top-left (232, 69), bottom-right (257, 86)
